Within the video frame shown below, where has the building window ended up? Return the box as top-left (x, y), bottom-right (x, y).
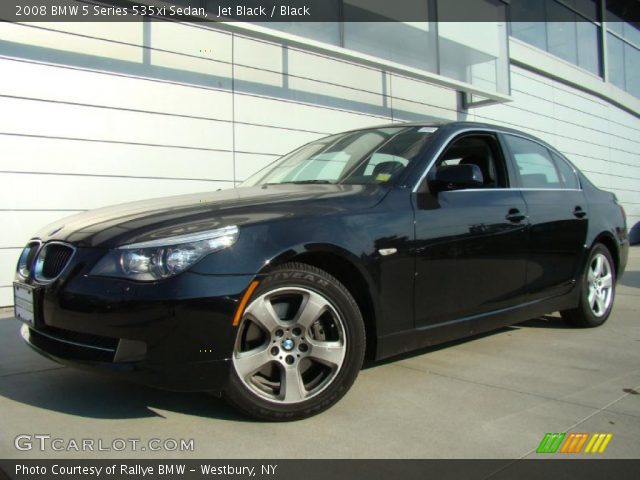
top-left (510, 0), bottom-right (548, 50)
top-left (576, 21), bottom-right (601, 75)
top-left (343, 22), bottom-right (438, 74)
top-left (510, 0), bottom-right (640, 98)
top-left (606, 0), bottom-right (640, 98)
top-left (250, 0), bottom-right (510, 96)
top-left (437, 0), bottom-right (510, 95)
top-left (607, 32), bottom-right (626, 91)
top-left (342, 0), bottom-right (437, 72)
top-left (624, 43), bottom-right (640, 98)
top-left (262, 22), bottom-right (342, 46)
top-left (510, 0), bottom-right (602, 76)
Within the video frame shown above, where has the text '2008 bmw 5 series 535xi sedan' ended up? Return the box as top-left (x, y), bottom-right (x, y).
top-left (13, 121), bottom-right (628, 420)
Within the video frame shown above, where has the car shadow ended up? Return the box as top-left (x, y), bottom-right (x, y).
top-left (619, 270), bottom-right (640, 289)
top-left (0, 315), bottom-right (260, 422)
top-left (0, 313), bottom-right (585, 420)
top-left (363, 315), bottom-right (570, 369)
top-left (515, 315), bottom-right (572, 329)
top-left (0, 366), bottom-right (255, 422)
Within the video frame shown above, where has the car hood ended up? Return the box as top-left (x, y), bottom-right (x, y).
top-left (34, 184), bottom-right (388, 248)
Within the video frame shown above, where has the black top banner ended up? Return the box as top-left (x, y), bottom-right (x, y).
top-left (2, 0), bottom-right (639, 22)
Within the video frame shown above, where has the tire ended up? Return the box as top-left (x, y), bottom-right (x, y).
top-left (561, 243), bottom-right (616, 328)
top-left (225, 262), bottom-right (366, 421)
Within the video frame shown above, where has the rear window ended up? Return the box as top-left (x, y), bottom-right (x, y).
top-left (504, 134), bottom-right (562, 189)
top-left (551, 152), bottom-right (580, 189)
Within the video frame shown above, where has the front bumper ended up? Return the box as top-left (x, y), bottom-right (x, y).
top-left (21, 323), bottom-right (233, 391)
top-left (17, 255), bottom-right (256, 392)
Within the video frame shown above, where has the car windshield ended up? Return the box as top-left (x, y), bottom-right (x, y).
top-left (241, 126), bottom-right (437, 187)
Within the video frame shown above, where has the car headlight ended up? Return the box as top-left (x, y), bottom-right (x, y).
top-left (90, 225), bottom-right (239, 281)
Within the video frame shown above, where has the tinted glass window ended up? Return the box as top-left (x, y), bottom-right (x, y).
top-left (625, 43), bottom-right (640, 98)
top-left (510, 0), bottom-right (547, 49)
top-left (552, 152), bottom-right (580, 189)
top-left (547, 2), bottom-right (578, 65)
top-left (263, 22), bottom-right (341, 45)
top-left (504, 135), bottom-right (562, 189)
top-left (569, 0), bottom-right (598, 21)
top-left (607, 32), bottom-right (626, 91)
top-left (437, 1), bottom-right (510, 94)
top-left (510, 0), bottom-right (602, 77)
top-left (576, 21), bottom-right (600, 75)
top-left (249, 0), bottom-right (341, 45)
top-left (241, 126), bottom-right (436, 186)
top-left (607, 1), bottom-right (640, 45)
top-left (434, 135), bottom-right (508, 188)
top-left (605, 1), bottom-right (640, 97)
top-left (344, 22), bottom-right (437, 73)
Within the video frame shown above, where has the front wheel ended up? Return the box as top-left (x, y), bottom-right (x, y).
top-left (225, 263), bottom-right (365, 421)
top-left (561, 243), bottom-right (616, 328)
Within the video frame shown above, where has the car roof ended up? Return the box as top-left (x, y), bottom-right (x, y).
top-left (347, 120), bottom-right (553, 149)
top-left (338, 120), bottom-right (578, 169)
top-left (360, 120), bottom-right (521, 135)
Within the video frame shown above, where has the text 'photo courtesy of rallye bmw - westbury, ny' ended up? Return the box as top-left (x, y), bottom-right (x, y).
top-left (14, 120), bottom-right (629, 421)
top-left (14, 463), bottom-right (277, 477)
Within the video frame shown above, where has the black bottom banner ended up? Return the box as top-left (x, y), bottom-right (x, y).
top-left (0, 459), bottom-right (639, 480)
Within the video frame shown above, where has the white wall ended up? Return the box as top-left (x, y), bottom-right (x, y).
top-left (0, 20), bottom-right (638, 306)
top-left (0, 20), bottom-right (461, 306)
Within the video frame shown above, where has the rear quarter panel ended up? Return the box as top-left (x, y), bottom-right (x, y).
top-left (580, 172), bottom-right (629, 277)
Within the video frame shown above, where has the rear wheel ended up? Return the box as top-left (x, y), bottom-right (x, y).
top-left (561, 243), bottom-right (616, 328)
top-left (225, 263), bottom-right (365, 421)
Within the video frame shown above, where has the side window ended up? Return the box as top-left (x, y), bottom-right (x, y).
top-left (551, 152), bottom-right (580, 189)
top-left (504, 135), bottom-right (562, 189)
top-left (433, 134), bottom-right (508, 188)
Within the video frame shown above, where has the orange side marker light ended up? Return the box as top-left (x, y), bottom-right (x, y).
top-left (232, 280), bottom-right (259, 326)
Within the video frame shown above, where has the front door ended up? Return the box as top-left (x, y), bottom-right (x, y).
top-left (413, 133), bottom-right (529, 329)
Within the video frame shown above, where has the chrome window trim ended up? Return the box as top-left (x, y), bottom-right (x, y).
top-left (33, 241), bottom-right (77, 284)
top-left (412, 127), bottom-right (584, 192)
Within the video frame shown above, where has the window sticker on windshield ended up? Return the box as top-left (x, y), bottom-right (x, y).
top-left (418, 127), bottom-right (437, 133)
top-left (376, 173), bottom-right (392, 182)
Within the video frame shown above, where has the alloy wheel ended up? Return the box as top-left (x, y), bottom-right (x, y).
top-left (232, 287), bottom-right (347, 404)
top-left (586, 252), bottom-right (614, 317)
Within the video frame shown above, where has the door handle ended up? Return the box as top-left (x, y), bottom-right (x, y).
top-left (506, 208), bottom-right (527, 223)
top-left (573, 206), bottom-right (587, 219)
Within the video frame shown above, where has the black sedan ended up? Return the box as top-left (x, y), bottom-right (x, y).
top-left (13, 121), bottom-right (629, 420)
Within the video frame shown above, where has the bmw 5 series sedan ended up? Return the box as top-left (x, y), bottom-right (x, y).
top-left (14, 121), bottom-right (628, 420)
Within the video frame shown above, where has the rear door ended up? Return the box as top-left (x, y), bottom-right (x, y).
top-left (501, 134), bottom-right (588, 300)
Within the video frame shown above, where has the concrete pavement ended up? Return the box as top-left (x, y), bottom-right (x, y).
top-left (0, 248), bottom-right (638, 459)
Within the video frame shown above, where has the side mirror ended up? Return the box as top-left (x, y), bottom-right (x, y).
top-left (428, 164), bottom-right (484, 192)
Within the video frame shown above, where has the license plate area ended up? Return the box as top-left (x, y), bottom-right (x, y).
top-left (14, 283), bottom-right (36, 327)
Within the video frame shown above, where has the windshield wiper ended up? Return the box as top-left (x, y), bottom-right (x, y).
top-left (278, 180), bottom-right (335, 185)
